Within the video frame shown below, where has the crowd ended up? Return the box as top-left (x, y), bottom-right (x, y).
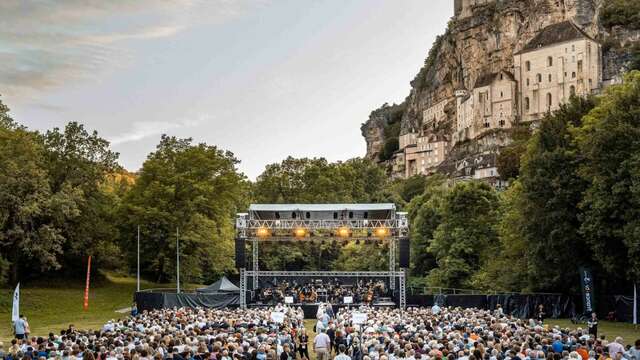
top-left (3, 305), bottom-right (640, 360)
top-left (257, 279), bottom-right (389, 305)
top-left (2, 307), bottom-right (305, 360)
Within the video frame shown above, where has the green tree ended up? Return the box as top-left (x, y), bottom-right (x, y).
top-left (43, 122), bottom-right (122, 276)
top-left (496, 125), bottom-right (532, 180)
top-left (406, 175), bottom-right (446, 277)
top-left (576, 71), bottom-right (640, 287)
top-left (514, 96), bottom-right (595, 291)
top-left (0, 102), bottom-right (79, 283)
top-left (426, 181), bottom-right (500, 288)
top-left (119, 135), bottom-right (248, 283)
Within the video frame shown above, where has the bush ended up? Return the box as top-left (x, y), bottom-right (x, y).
top-left (379, 138), bottom-right (399, 161)
top-left (601, 0), bottom-right (640, 30)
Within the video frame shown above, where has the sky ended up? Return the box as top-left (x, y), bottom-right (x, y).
top-left (1, 0), bottom-right (452, 179)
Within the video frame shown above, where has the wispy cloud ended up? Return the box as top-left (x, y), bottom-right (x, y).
top-left (0, 0), bottom-right (268, 99)
top-left (108, 114), bottom-right (209, 145)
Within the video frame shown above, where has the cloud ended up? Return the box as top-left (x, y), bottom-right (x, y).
top-left (108, 114), bottom-right (209, 145)
top-left (0, 0), bottom-right (268, 99)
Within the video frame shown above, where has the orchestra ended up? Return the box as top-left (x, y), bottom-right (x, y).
top-left (256, 278), bottom-right (389, 305)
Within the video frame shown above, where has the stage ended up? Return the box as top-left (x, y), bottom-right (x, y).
top-left (248, 302), bottom-right (397, 318)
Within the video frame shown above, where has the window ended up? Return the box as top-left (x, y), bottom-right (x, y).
top-left (572, 44), bottom-right (575, 52)
top-left (525, 61), bottom-right (531, 71)
top-left (525, 97), bottom-right (530, 111)
top-left (546, 93), bottom-right (552, 108)
top-left (570, 85), bottom-right (576, 96)
top-left (484, 122), bottom-right (490, 128)
top-left (549, 74), bottom-right (552, 82)
top-left (500, 73), bottom-right (504, 80)
top-left (547, 56), bottom-right (553, 66)
top-left (578, 60), bottom-right (583, 73)
top-left (537, 73), bottom-right (542, 83)
top-left (589, 78), bottom-right (593, 87)
top-left (499, 120), bottom-right (506, 127)
top-left (500, 91), bottom-right (503, 97)
top-left (572, 71), bottom-right (576, 78)
top-left (526, 78), bottom-right (530, 86)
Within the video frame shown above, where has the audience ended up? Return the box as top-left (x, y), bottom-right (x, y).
top-left (4, 306), bottom-right (640, 360)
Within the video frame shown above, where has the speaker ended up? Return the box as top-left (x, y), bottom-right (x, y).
top-left (399, 237), bottom-right (410, 268)
top-left (235, 237), bottom-right (245, 268)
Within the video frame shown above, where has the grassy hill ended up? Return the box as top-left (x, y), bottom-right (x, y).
top-left (0, 273), bottom-right (194, 342)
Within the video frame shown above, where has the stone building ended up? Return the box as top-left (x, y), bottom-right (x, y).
top-left (454, 70), bottom-right (517, 145)
top-left (514, 20), bottom-right (602, 123)
top-left (404, 134), bottom-right (449, 178)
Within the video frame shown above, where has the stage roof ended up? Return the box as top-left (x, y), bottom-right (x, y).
top-left (249, 203), bottom-right (395, 212)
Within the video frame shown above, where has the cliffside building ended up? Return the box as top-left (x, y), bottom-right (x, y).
top-left (390, 20), bottom-right (603, 183)
top-left (514, 20), bottom-right (602, 123)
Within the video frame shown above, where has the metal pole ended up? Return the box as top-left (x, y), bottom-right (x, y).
top-left (176, 227), bottom-right (180, 294)
top-left (137, 225), bottom-right (140, 292)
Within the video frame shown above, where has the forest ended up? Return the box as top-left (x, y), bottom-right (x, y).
top-left (1, 71), bottom-right (639, 297)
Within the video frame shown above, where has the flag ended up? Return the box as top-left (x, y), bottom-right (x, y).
top-left (11, 283), bottom-right (19, 322)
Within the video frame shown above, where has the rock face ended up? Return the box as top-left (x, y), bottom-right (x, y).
top-left (362, 0), bottom-right (636, 179)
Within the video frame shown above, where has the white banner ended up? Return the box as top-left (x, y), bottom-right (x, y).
top-left (343, 296), bottom-right (353, 304)
top-left (12, 283), bottom-right (19, 322)
top-left (352, 312), bottom-right (367, 325)
top-left (270, 311), bottom-right (285, 323)
top-left (284, 296), bottom-right (294, 304)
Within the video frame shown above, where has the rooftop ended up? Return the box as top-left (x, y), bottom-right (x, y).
top-left (517, 21), bottom-right (595, 55)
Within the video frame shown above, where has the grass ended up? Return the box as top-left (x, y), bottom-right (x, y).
top-left (546, 319), bottom-right (640, 345)
top-left (0, 273), bottom-right (199, 343)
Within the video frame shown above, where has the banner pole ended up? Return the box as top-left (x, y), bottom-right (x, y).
top-left (176, 227), bottom-right (180, 294)
top-left (83, 255), bottom-right (92, 311)
top-left (137, 225), bottom-right (140, 292)
top-left (634, 282), bottom-right (637, 325)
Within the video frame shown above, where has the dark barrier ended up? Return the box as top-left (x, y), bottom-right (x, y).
top-left (612, 295), bottom-right (638, 322)
top-left (135, 292), bottom-right (240, 312)
top-left (408, 294), bottom-right (576, 319)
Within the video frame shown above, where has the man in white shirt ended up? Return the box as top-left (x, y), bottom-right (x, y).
top-left (314, 328), bottom-right (331, 360)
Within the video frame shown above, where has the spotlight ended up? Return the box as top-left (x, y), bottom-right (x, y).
top-left (374, 227), bottom-right (389, 238)
top-left (337, 226), bottom-right (350, 238)
top-left (293, 228), bottom-right (307, 238)
top-left (256, 227), bottom-right (271, 238)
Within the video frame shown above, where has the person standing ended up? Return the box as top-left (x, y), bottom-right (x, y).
top-left (587, 312), bottom-right (598, 338)
top-left (13, 314), bottom-right (26, 339)
top-left (298, 329), bottom-right (310, 360)
top-left (334, 344), bottom-right (351, 360)
top-left (314, 328), bottom-right (331, 360)
top-left (536, 304), bottom-right (546, 323)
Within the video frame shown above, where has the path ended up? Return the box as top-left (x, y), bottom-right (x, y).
top-left (303, 319), bottom-right (318, 360)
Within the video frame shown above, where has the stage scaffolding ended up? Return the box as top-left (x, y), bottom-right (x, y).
top-left (236, 204), bottom-right (409, 309)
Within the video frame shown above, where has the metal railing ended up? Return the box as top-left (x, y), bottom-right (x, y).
top-left (407, 286), bottom-right (563, 296)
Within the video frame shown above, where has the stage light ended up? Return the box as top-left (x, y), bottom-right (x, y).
top-left (293, 227), bottom-right (307, 238)
top-left (256, 227), bottom-right (271, 238)
top-left (337, 226), bottom-right (350, 238)
top-left (374, 227), bottom-right (389, 238)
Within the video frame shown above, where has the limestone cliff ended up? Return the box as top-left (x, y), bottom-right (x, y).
top-left (362, 0), bottom-right (638, 178)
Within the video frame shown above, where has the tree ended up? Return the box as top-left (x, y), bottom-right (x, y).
top-left (576, 71), bottom-right (640, 287)
top-left (406, 175), bottom-right (446, 277)
top-left (426, 181), bottom-right (500, 288)
top-left (118, 135), bottom-right (248, 283)
top-left (513, 96), bottom-right (596, 292)
top-left (43, 122), bottom-right (122, 276)
top-left (0, 101), bottom-right (78, 283)
top-left (496, 125), bottom-right (532, 180)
